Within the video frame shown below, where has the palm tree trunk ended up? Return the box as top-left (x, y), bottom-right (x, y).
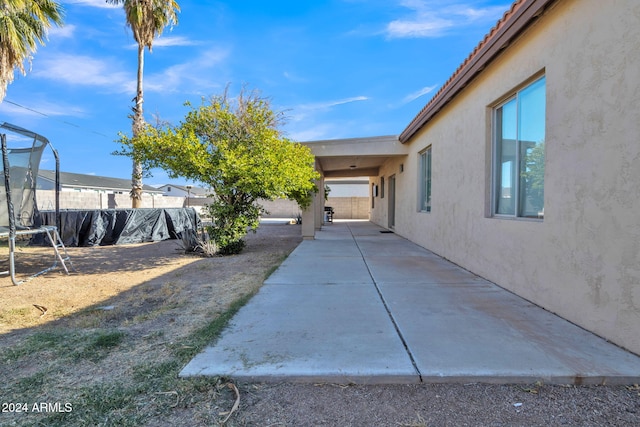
top-left (131, 43), bottom-right (145, 208)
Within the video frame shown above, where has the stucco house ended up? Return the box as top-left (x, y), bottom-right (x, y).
top-left (38, 170), bottom-right (163, 195)
top-left (157, 184), bottom-right (209, 198)
top-left (302, 0), bottom-right (640, 356)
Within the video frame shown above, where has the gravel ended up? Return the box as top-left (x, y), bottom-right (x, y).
top-left (230, 382), bottom-right (640, 426)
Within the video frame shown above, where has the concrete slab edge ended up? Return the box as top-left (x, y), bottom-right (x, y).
top-left (179, 369), bottom-right (640, 386)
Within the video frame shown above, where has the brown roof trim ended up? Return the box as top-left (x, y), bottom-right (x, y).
top-left (399, 0), bottom-right (558, 143)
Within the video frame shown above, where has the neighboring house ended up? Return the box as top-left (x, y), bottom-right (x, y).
top-left (303, 0), bottom-right (640, 356)
top-left (38, 170), bottom-right (163, 195)
top-left (157, 184), bottom-right (209, 198)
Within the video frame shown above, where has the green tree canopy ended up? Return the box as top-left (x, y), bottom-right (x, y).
top-left (116, 89), bottom-right (319, 253)
top-left (0, 0), bottom-right (64, 102)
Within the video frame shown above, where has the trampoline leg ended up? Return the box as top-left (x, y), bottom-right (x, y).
top-left (8, 235), bottom-right (21, 286)
top-left (7, 227), bottom-right (73, 286)
top-left (44, 227), bottom-right (73, 275)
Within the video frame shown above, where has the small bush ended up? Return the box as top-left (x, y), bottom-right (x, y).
top-left (177, 229), bottom-right (219, 257)
top-left (218, 239), bottom-right (245, 255)
top-left (196, 239), bottom-right (218, 257)
top-left (179, 229), bottom-right (200, 253)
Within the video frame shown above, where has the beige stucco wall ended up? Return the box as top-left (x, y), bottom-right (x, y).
top-left (36, 191), bottom-right (323, 221)
top-left (258, 198), bottom-right (302, 218)
top-left (371, 0), bottom-right (640, 355)
top-left (326, 197), bottom-right (369, 219)
top-left (37, 190), bottom-right (186, 210)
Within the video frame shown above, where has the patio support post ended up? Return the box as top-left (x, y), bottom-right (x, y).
top-left (316, 175), bottom-right (325, 230)
top-left (302, 160), bottom-right (323, 239)
top-left (301, 205), bottom-right (315, 239)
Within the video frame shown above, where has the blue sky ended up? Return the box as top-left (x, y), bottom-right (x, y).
top-left (0, 0), bottom-right (510, 186)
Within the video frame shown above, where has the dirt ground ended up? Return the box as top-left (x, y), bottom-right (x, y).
top-left (0, 223), bottom-right (638, 426)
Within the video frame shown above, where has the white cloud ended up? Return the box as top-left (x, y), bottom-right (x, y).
top-left (0, 98), bottom-right (87, 124)
top-left (152, 36), bottom-right (199, 48)
top-left (401, 84), bottom-right (439, 104)
top-left (48, 24), bottom-right (76, 39)
top-left (287, 96), bottom-right (369, 125)
top-left (286, 124), bottom-right (336, 142)
top-left (283, 96), bottom-right (371, 142)
top-left (282, 96), bottom-right (371, 141)
top-left (71, 0), bottom-right (120, 9)
top-left (297, 96), bottom-right (369, 111)
top-left (386, 1), bottom-right (509, 38)
top-left (387, 18), bottom-right (452, 38)
top-left (144, 48), bottom-right (230, 94)
top-left (32, 54), bottom-right (134, 93)
top-left (31, 46), bottom-right (229, 97)
top-left (450, 4), bottom-right (510, 21)
top-left (283, 71), bottom-right (308, 83)
top-left (125, 36), bottom-right (201, 50)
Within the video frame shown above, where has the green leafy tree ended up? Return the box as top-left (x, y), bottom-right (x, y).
top-left (0, 0), bottom-right (64, 102)
top-left (106, 0), bottom-right (179, 208)
top-left (116, 89), bottom-right (319, 254)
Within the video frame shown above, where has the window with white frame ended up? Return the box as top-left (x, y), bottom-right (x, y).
top-left (419, 146), bottom-right (432, 212)
top-left (493, 76), bottom-right (546, 219)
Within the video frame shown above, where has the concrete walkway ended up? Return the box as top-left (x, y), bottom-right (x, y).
top-left (180, 221), bottom-right (640, 384)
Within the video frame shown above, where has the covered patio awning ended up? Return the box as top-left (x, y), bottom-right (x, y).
top-left (303, 135), bottom-right (407, 178)
top-left (300, 135), bottom-right (408, 238)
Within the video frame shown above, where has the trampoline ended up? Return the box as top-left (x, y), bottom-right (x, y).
top-left (0, 122), bottom-right (72, 285)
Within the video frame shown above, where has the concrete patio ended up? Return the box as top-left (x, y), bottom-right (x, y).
top-left (180, 220), bottom-right (640, 384)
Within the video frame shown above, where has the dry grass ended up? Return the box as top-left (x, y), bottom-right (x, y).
top-left (1, 224), bottom-right (639, 426)
top-left (0, 224), bottom-right (302, 426)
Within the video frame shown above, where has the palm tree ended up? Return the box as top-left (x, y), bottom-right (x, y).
top-left (107, 0), bottom-right (179, 207)
top-left (0, 0), bottom-right (64, 102)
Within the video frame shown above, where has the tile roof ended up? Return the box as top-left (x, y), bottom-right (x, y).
top-left (399, 0), bottom-right (558, 143)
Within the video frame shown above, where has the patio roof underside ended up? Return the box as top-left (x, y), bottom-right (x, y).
top-left (303, 135), bottom-right (408, 178)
